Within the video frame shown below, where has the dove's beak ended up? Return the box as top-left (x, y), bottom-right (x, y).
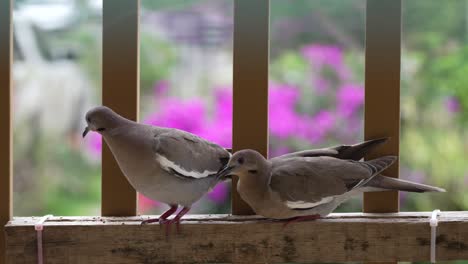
top-left (217, 165), bottom-right (234, 180)
top-left (82, 127), bottom-right (90, 138)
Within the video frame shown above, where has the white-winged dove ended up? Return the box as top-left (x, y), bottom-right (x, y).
top-left (219, 148), bottom-right (444, 224)
top-left (83, 106), bottom-right (231, 234)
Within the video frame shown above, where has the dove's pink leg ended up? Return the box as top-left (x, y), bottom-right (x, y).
top-left (282, 214), bottom-right (321, 229)
top-left (141, 204), bottom-right (178, 225)
top-left (168, 206), bottom-right (191, 234)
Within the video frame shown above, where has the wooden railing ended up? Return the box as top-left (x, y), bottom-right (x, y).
top-left (3, 0), bottom-right (468, 263)
top-left (0, 1), bottom-right (13, 263)
top-left (232, 0), bottom-right (269, 215)
top-left (363, 0), bottom-right (401, 213)
top-left (101, 0), bottom-right (139, 217)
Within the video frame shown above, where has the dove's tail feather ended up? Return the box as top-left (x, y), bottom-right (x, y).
top-left (334, 137), bottom-right (389, 161)
top-left (364, 155), bottom-right (398, 176)
top-left (352, 156), bottom-right (397, 189)
top-left (272, 137), bottom-right (389, 161)
top-left (368, 175), bottom-right (446, 193)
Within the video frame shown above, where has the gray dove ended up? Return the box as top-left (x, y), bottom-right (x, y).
top-left (218, 137), bottom-right (390, 181)
top-left (82, 106), bottom-right (231, 233)
top-left (218, 149), bottom-right (445, 224)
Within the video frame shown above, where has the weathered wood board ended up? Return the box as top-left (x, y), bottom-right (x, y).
top-left (5, 212), bottom-right (468, 263)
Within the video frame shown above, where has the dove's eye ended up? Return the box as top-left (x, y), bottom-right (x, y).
top-left (248, 170), bottom-right (258, 174)
top-left (238, 157), bottom-right (244, 164)
top-left (86, 117), bottom-right (91, 123)
top-left (97, 128), bottom-right (106, 132)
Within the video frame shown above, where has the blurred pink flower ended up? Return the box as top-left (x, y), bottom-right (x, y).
top-left (445, 96), bottom-right (460, 113)
top-left (199, 84), bottom-right (308, 143)
top-left (197, 88), bottom-right (232, 148)
top-left (336, 84), bottom-right (364, 117)
top-left (269, 145), bottom-right (290, 158)
top-left (301, 44), bottom-right (350, 80)
top-left (84, 132), bottom-right (102, 159)
top-left (139, 193), bottom-right (160, 213)
top-left (314, 77), bottom-right (330, 94)
top-left (153, 80), bottom-right (170, 98)
top-left (302, 44), bottom-right (343, 69)
top-left (207, 182), bottom-right (230, 203)
top-left (308, 110), bottom-right (335, 143)
top-left (144, 98), bottom-right (206, 134)
top-left (339, 116), bottom-right (362, 142)
top-left (213, 85), bottom-right (233, 120)
top-left (269, 83), bottom-right (301, 139)
top-left (199, 121), bottom-right (232, 148)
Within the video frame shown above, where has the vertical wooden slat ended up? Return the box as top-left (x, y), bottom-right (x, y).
top-left (0, 0), bottom-right (13, 263)
top-left (102, 0), bottom-right (139, 216)
top-left (232, 0), bottom-right (270, 215)
top-left (364, 0), bottom-right (401, 213)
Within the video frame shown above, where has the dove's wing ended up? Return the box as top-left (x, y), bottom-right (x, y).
top-left (269, 156), bottom-right (396, 210)
top-left (272, 138), bottom-right (388, 161)
top-left (153, 128), bottom-right (230, 179)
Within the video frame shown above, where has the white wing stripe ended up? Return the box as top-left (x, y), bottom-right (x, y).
top-left (286, 196), bottom-right (333, 209)
top-left (156, 154), bottom-right (217, 179)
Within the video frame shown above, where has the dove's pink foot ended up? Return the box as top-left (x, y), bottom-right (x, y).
top-left (141, 204), bottom-right (178, 225)
top-left (167, 206), bottom-right (191, 234)
top-left (282, 214), bottom-right (321, 229)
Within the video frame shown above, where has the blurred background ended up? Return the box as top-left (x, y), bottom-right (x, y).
top-left (12, 0), bottom-right (468, 219)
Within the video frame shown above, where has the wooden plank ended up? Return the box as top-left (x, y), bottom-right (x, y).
top-left (6, 212), bottom-right (468, 263)
top-left (364, 0), bottom-right (401, 213)
top-left (232, 0), bottom-right (270, 215)
top-left (0, 1), bottom-right (13, 264)
top-left (102, 0), bottom-right (140, 216)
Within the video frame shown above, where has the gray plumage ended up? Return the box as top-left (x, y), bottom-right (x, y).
top-left (220, 149), bottom-right (445, 220)
top-left (83, 106), bottom-right (230, 216)
top-left (219, 138), bottom-right (388, 181)
top-left (273, 137), bottom-right (389, 161)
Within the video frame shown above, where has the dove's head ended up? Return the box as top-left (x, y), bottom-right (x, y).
top-left (218, 149), bottom-right (267, 179)
top-left (82, 106), bottom-right (125, 138)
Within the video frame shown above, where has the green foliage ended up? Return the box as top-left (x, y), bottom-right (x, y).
top-left (270, 51), bottom-right (309, 86)
top-left (270, 0), bottom-right (365, 54)
top-left (141, 0), bottom-right (201, 11)
top-left (428, 47), bottom-right (468, 122)
top-left (403, 0), bottom-right (466, 49)
top-left (139, 32), bottom-right (176, 93)
top-left (70, 24), bottom-right (102, 87)
top-left (43, 146), bottom-right (101, 215)
top-left (14, 134), bottom-right (101, 216)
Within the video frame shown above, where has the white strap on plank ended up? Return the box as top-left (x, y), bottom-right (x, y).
top-left (35, 214), bottom-right (53, 264)
top-left (430, 209), bottom-right (441, 264)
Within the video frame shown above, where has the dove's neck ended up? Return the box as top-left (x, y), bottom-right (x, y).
top-left (102, 123), bottom-right (153, 152)
top-left (236, 160), bottom-right (272, 210)
top-left (101, 124), bottom-right (157, 180)
top-left (107, 114), bottom-right (136, 132)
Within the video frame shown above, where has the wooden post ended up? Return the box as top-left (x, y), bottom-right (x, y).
top-left (364, 0), bottom-right (401, 213)
top-left (232, 0), bottom-right (270, 215)
top-left (0, 0), bottom-right (13, 263)
top-left (102, 0), bottom-right (140, 216)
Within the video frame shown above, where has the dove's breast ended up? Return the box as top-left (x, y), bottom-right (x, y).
top-left (102, 129), bottom-right (217, 206)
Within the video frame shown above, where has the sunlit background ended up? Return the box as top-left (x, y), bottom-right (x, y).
top-left (12, 0), bottom-right (468, 221)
